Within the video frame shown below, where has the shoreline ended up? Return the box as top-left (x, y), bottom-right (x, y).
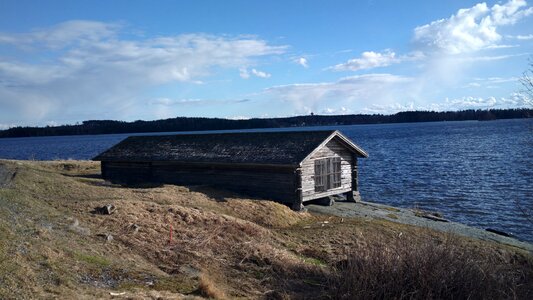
top-left (307, 200), bottom-right (533, 252)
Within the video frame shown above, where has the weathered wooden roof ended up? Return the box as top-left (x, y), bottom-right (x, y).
top-left (93, 130), bottom-right (368, 166)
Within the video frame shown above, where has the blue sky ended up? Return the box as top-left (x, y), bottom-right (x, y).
top-left (0, 0), bottom-right (532, 127)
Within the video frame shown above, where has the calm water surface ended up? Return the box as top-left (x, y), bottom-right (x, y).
top-left (1, 119), bottom-right (532, 242)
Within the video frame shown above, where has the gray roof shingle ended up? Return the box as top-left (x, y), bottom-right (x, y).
top-left (93, 130), bottom-right (366, 165)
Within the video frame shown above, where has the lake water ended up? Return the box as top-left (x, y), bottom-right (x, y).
top-left (1, 119), bottom-right (532, 242)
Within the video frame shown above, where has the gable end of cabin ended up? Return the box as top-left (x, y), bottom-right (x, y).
top-left (299, 136), bottom-right (361, 202)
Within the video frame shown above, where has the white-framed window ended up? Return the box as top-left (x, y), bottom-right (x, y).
top-left (314, 157), bottom-right (341, 192)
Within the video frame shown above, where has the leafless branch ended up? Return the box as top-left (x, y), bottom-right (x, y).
top-left (519, 57), bottom-right (533, 104)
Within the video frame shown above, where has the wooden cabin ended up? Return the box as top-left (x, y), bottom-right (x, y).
top-left (93, 130), bottom-right (368, 210)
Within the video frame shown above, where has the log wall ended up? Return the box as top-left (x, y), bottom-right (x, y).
top-left (101, 161), bottom-right (152, 183)
top-left (101, 161), bottom-right (298, 204)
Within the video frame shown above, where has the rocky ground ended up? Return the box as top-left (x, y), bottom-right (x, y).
top-left (307, 201), bottom-right (533, 252)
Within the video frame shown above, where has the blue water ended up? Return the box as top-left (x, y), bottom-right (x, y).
top-left (1, 119), bottom-right (532, 242)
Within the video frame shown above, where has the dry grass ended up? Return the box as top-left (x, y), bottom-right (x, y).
top-left (196, 274), bottom-right (226, 299)
top-left (0, 160), bottom-right (314, 298)
top-left (0, 160), bottom-right (531, 299)
top-left (328, 234), bottom-right (533, 299)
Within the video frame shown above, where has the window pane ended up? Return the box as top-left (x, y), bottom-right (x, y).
top-left (315, 159), bottom-right (326, 192)
top-left (333, 157), bottom-right (341, 188)
top-left (315, 157), bottom-right (342, 192)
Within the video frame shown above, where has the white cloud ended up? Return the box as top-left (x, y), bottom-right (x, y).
top-left (510, 33), bottom-right (533, 39)
top-left (360, 93), bottom-right (531, 114)
top-left (484, 76), bottom-right (519, 83)
top-left (463, 76), bottom-right (519, 88)
top-left (413, 0), bottom-right (532, 54)
top-left (264, 73), bottom-right (413, 114)
top-left (322, 1), bottom-right (532, 112)
top-left (149, 97), bottom-right (251, 119)
top-left (360, 102), bottom-right (416, 114)
top-left (441, 96), bottom-right (499, 109)
top-left (295, 57), bottom-right (309, 68)
top-left (491, 0), bottom-right (533, 25)
top-left (461, 52), bottom-right (528, 61)
top-left (329, 50), bottom-right (398, 71)
top-left (329, 50), bottom-right (425, 72)
top-left (150, 97), bottom-right (250, 106)
top-left (307, 1), bottom-right (531, 113)
top-left (437, 94), bottom-right (531, 110)
top-left (239, 68), bottom-right (250, 79)
top-left (465, 82), bottom-right (483, 88)
top-left (251, 68), bottom-right (271, 78)
top-left (151, 98), bottom-right (203, 105)
top-left (0, 123), bottom-right (15, 130)
top-left (227, 115), bottom-right (251, 120)
top-left (321, 107), bottom-right (351, 115)
top-left (484, 44), bottom-right (519, 49)
top-left (0, 20), bottom-right (119, 49)
top-left (508, 92), bottom-right (533, 106)
top-left (239, 68), bottom-right (271, 79)
top-left (0, 21), bottom-right (286, 124)
top-left (467, 76), bottom-right (519, 86)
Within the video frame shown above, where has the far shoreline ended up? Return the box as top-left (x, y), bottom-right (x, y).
top-left (1, 108), bottom-right (531, 139)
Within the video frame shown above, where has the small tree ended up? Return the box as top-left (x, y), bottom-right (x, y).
top-left (517, 58), bottom-right (533, 225)
top-left (520, 57), bottom-right (533, 103)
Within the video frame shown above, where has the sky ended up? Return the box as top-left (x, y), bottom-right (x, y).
top-left (0, 0), bottom-right (532, 128)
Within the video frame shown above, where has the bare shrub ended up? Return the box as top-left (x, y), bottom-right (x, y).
top-left (328, 235), bottom-right (533, 299)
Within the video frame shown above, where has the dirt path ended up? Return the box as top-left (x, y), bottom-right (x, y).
top-left (307, 200), bottom-right (533, 252)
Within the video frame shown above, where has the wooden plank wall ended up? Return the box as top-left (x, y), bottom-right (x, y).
top-left (300, 138), bottom-right (353, 201)
top-left (102, 161), bottom-right (298, 204)
top-left (102, 161), bottom-right (152, 184)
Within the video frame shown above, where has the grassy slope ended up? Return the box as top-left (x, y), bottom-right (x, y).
top-left (0, 160), bottom-right (531, 299)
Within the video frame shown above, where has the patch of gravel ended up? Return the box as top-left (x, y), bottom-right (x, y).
top-left (306, 200), bottom-right (533, 252)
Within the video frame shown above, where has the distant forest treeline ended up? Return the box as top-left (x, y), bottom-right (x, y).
top-left (1, 108), bottom-right (531, 138)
